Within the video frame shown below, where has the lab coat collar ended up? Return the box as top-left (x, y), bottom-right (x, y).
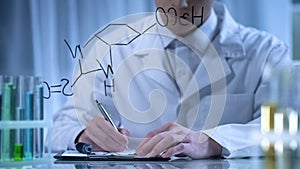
top-left (212, 2), bottom-right (246, 58)
top-left (199, 8), bottom-right (218, 43)
top-left (153, 2), bottom-right (246, 60)
top-left (152, 6), bottom-right (232, 91)
top-left (155, 26), bottom-right (214, 59)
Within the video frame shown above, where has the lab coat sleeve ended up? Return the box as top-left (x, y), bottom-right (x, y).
top-left (50, 68), bottom-right (109, 152)
top-left (50, 98), bottom-right (85, 152)
top-left (203, 42), bottom-right (293, 158)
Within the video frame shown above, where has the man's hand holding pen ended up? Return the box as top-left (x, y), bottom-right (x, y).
top-left (78, 116), bottom-right (130, 152)
top-left (77, 100), bottom-right (130, 152)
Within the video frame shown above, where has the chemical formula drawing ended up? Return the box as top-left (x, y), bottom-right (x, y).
top-left (43, 6), bottom-right (205, 99)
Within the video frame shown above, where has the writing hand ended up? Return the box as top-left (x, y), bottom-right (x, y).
top-left (136, 122), bottom-right (221, 159)
top-left (78, 116), bottom-right (130, 152)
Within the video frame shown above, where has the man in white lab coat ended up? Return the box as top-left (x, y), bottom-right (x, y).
top-left (52, 0), bottom-right (292, 158)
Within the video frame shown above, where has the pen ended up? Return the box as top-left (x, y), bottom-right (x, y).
top-left (95, 99), bottom-right (118, 131)
top-left (95, 100), bottom-right (129, 150)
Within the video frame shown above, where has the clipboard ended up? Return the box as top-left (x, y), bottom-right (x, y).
top-left (54, 150), bottom-right (171, 161)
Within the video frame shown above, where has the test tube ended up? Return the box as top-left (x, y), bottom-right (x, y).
top-left (34, 77), bottom-right (44, 158)
top-left (14, 76), bottom-right (26, 161)
top-left (261, 103), bottom-right (276, 134)
top-left (1, 83), bottom-right (13, 161)
top-left (261, 103), bottom-right (276, 160)
top-left (0, 75), bottom-right (3, 118)
top-left (0, 75), bottom-right (2, 158)
top-left (292, 65), bottom-right (300, 158)
top-left (23, 76), bottom-right (34, 160)
top-left (1, 75), bottom-right (16, 161)
top-left (291, 65), bottom-right (300, 112)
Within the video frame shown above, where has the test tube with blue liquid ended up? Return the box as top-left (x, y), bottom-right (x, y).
top-left (23, 76), bottom-right (35, 160)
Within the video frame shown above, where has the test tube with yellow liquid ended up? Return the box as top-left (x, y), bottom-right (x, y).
top-left (261, 103), bottom-right (276, 169)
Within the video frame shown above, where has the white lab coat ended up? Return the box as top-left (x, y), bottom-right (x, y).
top-left (51, 2), bottom-right (292, 158)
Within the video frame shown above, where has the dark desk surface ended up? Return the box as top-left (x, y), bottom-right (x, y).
top-left (53, 158), bottom-right (265, 169)
top-left (2, 156), bottom-right (299, 169)
top-left (53, 156), bottom-right (300, 169)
